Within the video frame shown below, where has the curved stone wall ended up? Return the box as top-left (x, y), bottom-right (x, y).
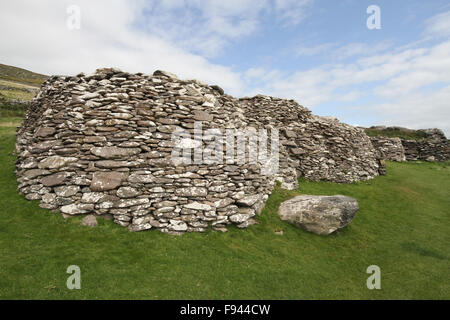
top-left (15, 68), bottom-right (381, 233)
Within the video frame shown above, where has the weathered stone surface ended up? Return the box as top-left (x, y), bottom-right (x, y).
top-left (40, 172), bottom-right (69, 186)
top-left (116, 198), bottom-right (149, 208)
top-left (127, 173), bottom-right (155, 184)
top-left (60, 203), bottom-right (94, 215)
top-left (35, 127), bottom-right (55, 137)
top-left (96, 160), bottom-right (140, 168)
top-left (30, 141), bottom-right (55, 154)
top-left (90, 172), bottom-right (128, 191)
top-left (193, 110), bottom-right (213, 121)
top-left (81, 192), bottom-right (104, 203)
top-left (278, 195), bottom-right (359, 235)
top-left (368, 127), bottom-right (449, 162)
top-left (91, 147), bottom-right (141, 159)
top-left (237, 194), bottom-right (261, 207)
top-left (175, 187), bottom-right (208, 197)
top-left (117, 187), bottom-right (140, 198)
top-left (41, 193), bottom-right (56, 204)
top-left (23, 169), bottom-right (50, 179)
top-left (239, 96), bottom-right (381, 183)
top-left (54, 185), bottom-right (80, 197)
top-left (81, 214), bottom-right (98, 227)
top-left (38, 156), bottom-right (78, 169)
top-left (214, 198), bottom-right (234, 208)
top-left (169, 220), bottom-right (188, 231)
top-left (184, 202), bottom-right (213, 211)
top-left (229, 213), bottom-right (254, 223)
top-left (83, 136), bottom-right (107, 143)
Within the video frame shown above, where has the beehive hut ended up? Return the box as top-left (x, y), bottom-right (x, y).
top-left (239, 95), bottom-right (381, 183)
top-left (15, 68), bottom-right (381, 233)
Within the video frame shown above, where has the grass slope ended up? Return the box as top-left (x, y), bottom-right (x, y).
top-left (0, 94), bottom-right (28, 118)
top-left (0, 63), bottom-right (48, 87)
top-left (0, 119), bottom-right (449, 299)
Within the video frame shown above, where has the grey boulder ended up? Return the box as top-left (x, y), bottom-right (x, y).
top-left (81, 214), bottom-right (98, 227)
top-left (278, 195), bottom-right (358, 235)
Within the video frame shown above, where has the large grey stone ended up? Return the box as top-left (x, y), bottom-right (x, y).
top-left (278, 195), bottom-right (358, 235)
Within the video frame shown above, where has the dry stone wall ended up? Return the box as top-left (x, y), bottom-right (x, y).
top-left (368, 127), bottom-right (449, 162)
top-left (401, 129), bottom-right (450, 161)
top-left (239, 95), bottom-right (381, 183)
top-left (15, 68), bottom-right (381, 233)
top-left (370, 137), bottom-right (406, 162)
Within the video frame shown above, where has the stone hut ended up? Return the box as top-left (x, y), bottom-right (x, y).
top-left (15, 68), bottom-right (382, 233)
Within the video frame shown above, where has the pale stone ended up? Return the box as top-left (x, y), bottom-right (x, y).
top-left (278, 195), bottom-right (359, 235)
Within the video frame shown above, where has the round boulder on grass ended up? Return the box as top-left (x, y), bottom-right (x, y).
top-left (278, 195), bottom-right (358, 235)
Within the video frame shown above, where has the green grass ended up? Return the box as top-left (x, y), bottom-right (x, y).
top-left (0, 95), bottom-right (28, 118)
top-left (0, 118), bottom-right (449, 299)
top-left (365, 127), bottom-right (428, 140)
top-left (0, 89), bottom-right (35, 101)
top-left (0, 79), bottom-right (40, 90)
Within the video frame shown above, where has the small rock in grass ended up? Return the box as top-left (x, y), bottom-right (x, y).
top-left (81, 214), bottom-right (98, 227)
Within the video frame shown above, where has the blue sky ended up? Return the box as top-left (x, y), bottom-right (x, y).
top-left (1, 0), bottom-right (449, 134)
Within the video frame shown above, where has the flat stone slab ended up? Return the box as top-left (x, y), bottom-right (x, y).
top-left (90, 172), bottom-right (128, 191)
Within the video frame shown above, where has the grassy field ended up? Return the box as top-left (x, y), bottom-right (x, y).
top-left (0, 95), bottom-right (28, 118)
top-left (0, 89), bottom-right (35, 101)
top-left (0, 118), bottom-right (449, 300)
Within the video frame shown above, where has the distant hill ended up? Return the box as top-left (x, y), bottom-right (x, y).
top-left (0, 63), bottom-right (49, 116)
top-left (0, 63), bottom-right (48, 87)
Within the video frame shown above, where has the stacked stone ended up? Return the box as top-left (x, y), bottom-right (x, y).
top-left (368, 126), bottom-right (449, 162)
top-left (402, 129), bottom-right (450, 161)
top-left (16, 69), bottom-right (280, 233)
top-left (239, 95), bottom-right (381, 183)
top-left (15, 68), bottom-right (382, 233)
top-left (370, 137), bottom-right (406, 162)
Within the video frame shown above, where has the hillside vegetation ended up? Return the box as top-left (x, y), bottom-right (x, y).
top-left (0, 63), bottom-right (48, 87)
top-left (0, 118), bottom-right (448, 299)
top-left (365, 127), bottom-right (428, 140)
top-left (0, 63), bottom-right (48, 118)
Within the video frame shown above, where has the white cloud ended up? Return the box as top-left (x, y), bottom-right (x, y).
top-left (0, 0), bottom-right (247, 95)
top-left (423, 10), bottom-right (450, 39)
top-left (143, 0), bottom-right (268, 57)
top-left (141, 0), bottom-right (313, 57)
top-left (0, 1), bottom-right (448, 135)
top-left (274, 0), bottom-right (313, 25)
top-left (249, 38), bottom-right (450, 135)
top-left (294, 43), bottom-right (335, 56)
top-left (294, 41), bottom-right (393, 60)
top-left (372, 85), bottom-right (450, 134)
